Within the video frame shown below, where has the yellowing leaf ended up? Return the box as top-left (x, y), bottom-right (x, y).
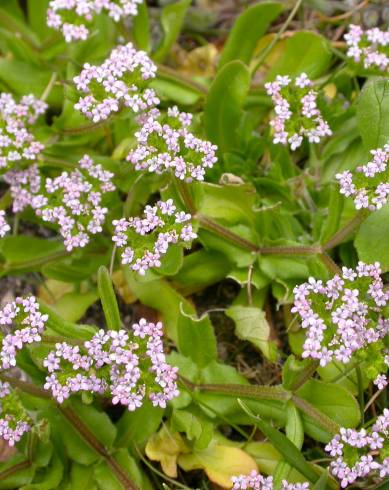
top-left (38, 279), bottom-right (73, 304)
top-left (112, 270), bottom-right (137, 304)
top-left (174, 44), bottom-right (218, 77)
top-left (178, 442), bottom-right (257, 488)
top-left (145, 426), bottom-right (189, 478)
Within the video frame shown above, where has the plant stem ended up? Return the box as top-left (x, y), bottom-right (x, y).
top-left (0, 250), bottom-right (69, 273)
top-left (259, 244), bottom-right (321, 255)
top-left (174, 180), bottom-right (196, 215)
top-left (58, 406), bottom-right (139, 490)
top-left (60, 119), bottom-right (108, 135)
top-left (41, 73), bottom-right (58, 102)
top-left (198, 214), bottom-right (259, 252)
top-left (251, 0), bottom-right (304, 75)
top-left (41, 335), bottom-right (84, 346)
top-left (291, 395), bottom-right (340, 435)
top-left (287, 360), bottom-right (320, 392)
top-left (322, 209), bottom-right (368, 251)
top-left (356, 366), bottom-right (365, 424)
top-left (0, 375), bottom-right (51, 399)
top-left (180, 377), bottom-right (290, 402)
top-left (0, 460), bottom-right (31, 481)
top-left (319, 253), bottom-right (342, 275)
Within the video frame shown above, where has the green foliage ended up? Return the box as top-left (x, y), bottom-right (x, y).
top-left (218, 2), bottom-right (284, 68)
top-left (204, 60), bottom-right (251, 153)
top-left (357, 77), bottom-right (389, 151)
top-left (0, 1), bottom-right (387, 489)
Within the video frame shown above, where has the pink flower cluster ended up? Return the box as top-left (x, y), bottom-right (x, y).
top-left (345, 25), bottom-right (389, 72)
top-left (231, 472), bottom-right (309, 490)
top-left (47, 0), bottom-right (142, 42)
top-left (292, 262), bottom-right (389, 367)
top-left (336, 143), bottom-right (389, 210)
top-left (127, 107), bottom-right (218, 182)
top-left (265, 73), bottom-right (332, 150)
top-left (5, 155), bottom-right (115, 251)
top-left (0, 210), bottom-right (10, 238)
top-left (0, 93), bottom-right (47, 172)
top-left (0, 382), bottom-right (31, 446)
top-left (326, 409), bottom-right (389, 487)
top-left (112, 198), bottom-right (197, 275)
top-left (44, 319), bottom-right (179, 410)
top-left (74, 43), bottom-right (158, 122)
top-left (0, 296), bottom-right (48, 370)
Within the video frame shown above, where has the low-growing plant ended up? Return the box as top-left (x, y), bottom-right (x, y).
top-left (0, 1), bottom-right (387, 489)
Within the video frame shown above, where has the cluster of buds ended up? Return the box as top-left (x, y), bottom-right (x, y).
top-left (0, 93), bottom-right (47, 173)
top-left (231, 472), bottom-right (309, 490)
top-left (112, 199), bottom-right (197, 275)
top-left (4, 155), bottom-right (115, 251)
top-left (0, 382), bottom-right (31, 446)
top-left (43, 319), bottom-right (179, 410)
top-left (0, 210), bottom-right (10, 237)
top-left (47, 0), bottom-right (143, 42)
top-left (74, 43), bottom-right (158, 122)
top-left (345, 25), bottom-right (389, 73)
top-left (325, 409), bottom-right (389, 487)
top-left (127, 107), bottom-right (218, 182)
top-left (292, 262), bottom-right (389, 369)
top-left (265, 73), bottom-right (332, 150)
top-left (336, 143), bottom-right (389, 210)
top-left (0, 296), bottom-right (48, 370)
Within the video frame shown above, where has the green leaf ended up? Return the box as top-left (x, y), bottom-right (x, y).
top-left (171, 409), bottom-right (213, 450)
top-left (132, 1), bottom-right (150, 52)
top-left (116, 400), bottom-right (164, 450)
top-left (0, 236), bottom-right (65, 275)
top-left (53, 403), bottom-right (116, 466)
top-left (20, 452), bottom-right (63, 490)
top-left (219, 2), bottom-right (284, 68)
top-left (177, 305), bottom-right (217, 368)
top-left (70, 399), bottom-right (117, 449)
top-left (313, 470), bottom-right (329, 490)
top-left (70, 464), bottom-right (97, 490)
top-left (98, 266), bottom-right (122, 331)
top-left (94, 449), bottom-right (145, 490)
top-left (204, 60), bottom-right (250, 153)
top-left (50, 290), bottom-right (98, 323)
top-left (297, 379), bottom-right (360, 429)
top-left (357, 77), bottom-right (389, 151)
top-left (174, 250), bottom-right (232, 294)
top-left (0, 7), bottom-right (40, 48)
top-left (124, 271), bottom-right (217, 364)
top-left (226, 305), bottom-right (278, 361)
top-left (355, 205), bottom-right (389, 271)
top-left (282, 356), bottom-right (317, 392)
top-left (285, 403), bottom-right (304, 450)
top-left (238, 400), bottom-right (320, 484)
top-left (157, 245), bottom-right (183, 276)
top-left (0, 457), bottom-right (34, 489)
top-left (273, 402), bottom-right (304, 486)
top-left (39, 301), bottom-right (97, 340)
top-left (150, 78), bottom-right (201, 105)
top-left (319, 186), bottom-right (344, 244)
top-left (266, 31), bottom-right (332, 80)
top-left (153, 0), bottom-right (191, 62)
top-left (0, 59), bottom-right (62, 106)
top-left (0, 1), bottom-right (24, 20)
top-left (42, 253), bottom-right (110, 283)
top-left (27, 0), bottom-right (52, 40)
